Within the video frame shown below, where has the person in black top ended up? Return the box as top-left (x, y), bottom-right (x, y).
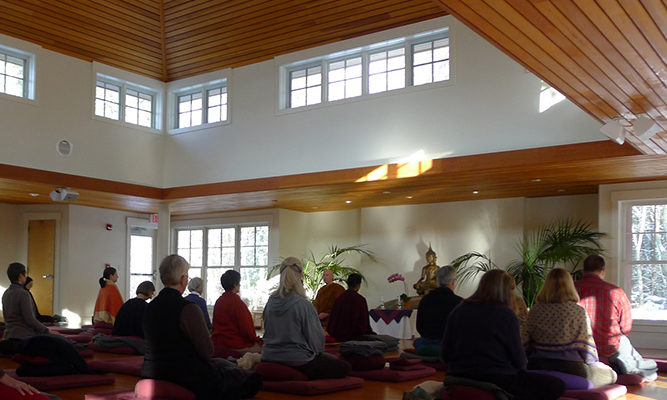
top-left (441, 269), bottom-right (565, 400)
top-left (415, 265), bottom-right (462, 353)
top-left (23, 277), bottom-right (55, 324)
top-left (112, 281), bottom-right (155, 338)
top-left (141, 255), bottom-right (261, 400)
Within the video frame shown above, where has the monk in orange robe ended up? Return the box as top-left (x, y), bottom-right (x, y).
top-left (312, 269), bottom-right (345, 323)
top-left (93, 267), bottom-right (124, 324)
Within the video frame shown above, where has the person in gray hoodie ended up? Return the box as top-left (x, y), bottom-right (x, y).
top-left (261, 257), bottom-right (350, 379)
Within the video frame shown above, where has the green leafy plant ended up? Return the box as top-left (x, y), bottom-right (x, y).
top-left (451, 219), bottom-right (605, 307)
top-left (268, 244), bottom-right (376, 299)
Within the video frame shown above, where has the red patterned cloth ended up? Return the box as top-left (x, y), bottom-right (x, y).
top-left (369, 309), bottom-right (412, 324)
top-left (574, 274), bottom-right (632, 357)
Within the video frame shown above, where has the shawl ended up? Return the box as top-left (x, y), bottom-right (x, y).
top-left (525, 302), bottom-right (598, 363)
top-left (312, 282), bottom-right (345, 314)
top-left (93, 282), bottom-right (124, 324)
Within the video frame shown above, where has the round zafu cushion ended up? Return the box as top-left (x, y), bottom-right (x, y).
top-left (615, 373), bottom-right (644, 386)
top-left (0, 384), bottom-right (50, 400)
top-left (343, 354), bottom-right (386, 371)
top-left (254, 361), bottom-right (309, 381)
top-left (134, 379), bottom-right (196, 400)
top-left (529, 370), bottom-right (593, 390)
top-left (12, 354), bottom-right (51, 366)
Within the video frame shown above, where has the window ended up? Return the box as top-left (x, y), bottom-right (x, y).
top-left (176, 225), bottom-right (272, 310)
top-left (625, 203), bottom-right (667, 321)
top-left (176, 84), bottom-right (227, 129)
top-left (128, 227), bottom-right (155, 299)
top-left (283, 28), bottom-right (449, 109)
top-left (0, 49), bottom-right (31, 99)
top-left (94, 76), bottom-right (159, 129)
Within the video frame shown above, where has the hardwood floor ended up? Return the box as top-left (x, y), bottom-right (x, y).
top-left (1, 343), bottom-right (665, 399)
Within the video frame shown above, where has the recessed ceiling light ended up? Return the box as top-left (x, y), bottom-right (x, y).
top-left (406, 195), bottom-right (413, 199)
top-left (557, 189), bottom-right (566, 193)
top-left (345, 200), bottom-right (352, 204)
top-left (473, 191), bottom-right (479, 194)
top-left (531, 178), bottom-right (541, 182)
top-left (29, 193), bottom-right (39, 197)
top-left (311, 206), bottom-right (319, 209)
top-left (382, 191), bottom-right (391, 194)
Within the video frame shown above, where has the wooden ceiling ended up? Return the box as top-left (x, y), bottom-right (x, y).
top-left (433, 0), bottom-right (667, 154)
top-left (2, 142), bottom-right (666, 215)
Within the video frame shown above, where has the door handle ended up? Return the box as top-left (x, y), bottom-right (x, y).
top-left (42, 274), bottom-right (54, 279)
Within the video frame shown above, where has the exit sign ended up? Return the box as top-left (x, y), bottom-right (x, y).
top-left (150, 214), bottom-right (159, 223)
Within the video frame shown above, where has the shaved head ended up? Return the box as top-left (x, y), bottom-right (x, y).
top-left (323, 269), bottom-right (334, 285)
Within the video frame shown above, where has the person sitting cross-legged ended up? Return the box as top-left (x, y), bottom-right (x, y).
top-left (415, 265), bottom-right (462, 353)
top-left (312, 269), bottom-right (345, 326)
top-left (184, 277), bottom-right (211, 330)
top-left (262, 257), bottom-right (350, 380)
top-left (211, 270), bottom-right (261, 355)
top-left (575, 255), bottom-right (658, 381)
top-left (141, 255), bottom-right (261, 400)
top-left (525, 268), bottom-right (616, 387)
top-left (112, 281), bottom-right (155, 338)
top-left (326, 273), bottom-right (375, 342)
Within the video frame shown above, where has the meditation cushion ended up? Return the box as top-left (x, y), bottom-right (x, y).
top-left (0, 384), bottom-right (51, 400)
top-left (349, 366), bottom-right (436, 382)
top-left (134, 379), bottom-right (196, 400)
top-left (261, 376), bottom-right (364, 395)
top-left (529, 370), bottom-right (594, 390)
top-left (441, 386), bottom-right (498, 400)
top-left (5, 369), bottom-right (115, 390)
top-left (93, 321), bottom-right (114, 336)
top-left (88, 343), bottom-right (140, 355)
top-left (49, 327), bottom-right (82, 334)
top-left (343, 353), bottom-right (386, 371)
top-left (563, 384), bottom-right (627, 400)
top-left (614, 373), bottom-right (644, 386)
top-left (13, 348), bottom-right (95, 365)
top-left (85, 390), bottom-right (135, 400)
top-left (254, 361), bottom-right (309, 381)
top-left (88, 357), bottom-right (143, 376)
top-left (652, 358), bottom-right (667, 372)
top-left (65, 332), bottom-right (94, 343)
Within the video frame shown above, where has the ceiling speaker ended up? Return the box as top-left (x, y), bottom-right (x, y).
top-left (600, 120), bottom-right (625, 145)
top-left (634, 116), bottom-right (661, 141)
top-left (57, 139), bottom-right (72, 156)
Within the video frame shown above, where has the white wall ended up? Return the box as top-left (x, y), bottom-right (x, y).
top-left (0, 203), bottom-right (20, 298)
top-left (524, 194), bottom-right (598, 232)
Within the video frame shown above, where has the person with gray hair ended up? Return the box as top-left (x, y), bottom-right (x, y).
top-left (184, 277), bottom-right (211, 329)
top-left (141, 255), bottom-right (261, 399)
top-left (415, 265), bottom-right (463, 354)
top-left (262, 257), bottom-right (350, 379)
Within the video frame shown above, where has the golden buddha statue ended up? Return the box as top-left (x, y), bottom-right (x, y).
top-left (413, 245), bottom-right (440, 296)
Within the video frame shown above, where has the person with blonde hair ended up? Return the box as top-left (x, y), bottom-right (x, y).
top-left (441, 269), bottom-right (565, 400)
top-left (262, 257), bottom-right (350, 379)
top-left (141, 255), bottom-right (261, 399)
top-left (525, 268), bottom-right (616, 387)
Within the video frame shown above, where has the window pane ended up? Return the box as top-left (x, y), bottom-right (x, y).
top-left (179, 113), bottom-right (191, 128)
top-left (307, 73), bottom-right (321, 87)
top-left (369, 74), bottom-right (386, 94)
top-left (306, 86), bottom-right (321, 105)
top-left (95, 100), bottom-right (105, 116)
top-left (413, 64), bottom-right (432, 86)
top-left (139, 95), bottom-right (152, 111)
top-left (434, 46), bottom-right (449, 61)
top-left (291, 76), bottom-right (306, 90)
top-left (126, 91), bottom-right (138, 108)
top-left (241, 247), bottom-right (255, 266)
top-left (240, 267), bottom-right (276, 311)
top-left (658, 205), bottom-right (667, 232)
top-left (221, 247), bottom-right (235, 266)
top-left (191, 249), bottom-right (203, 267)
top-left (328, 81), bottom-right (344, 101)
top-left (125, 107), bottom-right (137, 124)
top-left (179, 97), bottom-right (192, 112)
top-left (387, 69), bottom-right (405, 90)
top-left (6, 58), bottom-right (24, 78)
top-left (177, 248), bottom-right (190, 262)
top-left (241, 227), bottom-right (255, 246)
top-left (256, 226), bottom-right (268, 245)
top-left (106, 87), bottom-right (119, 103)
top-left (633, 205), bottom-right (655, 232)
top-left (208, 229), bottom-right (221, 246)
top-left (222, 228), bottom-right (235, 246)
top-left (105, 102), bottom-right (120, 119)
top-left (413, 49), bottom-right (432, 65)
top-left (192, 110), bottom-right (202, 126)
top-left (256, 246), bottom-right (268, 266)
top-left (291, 89), bottom-right (306, 108)
top-left (138, 110), bottom-right (151, 127)
top-left (206, 267), bottom-right (230, 305)
top-left (130, 235), bottom-right (153, 274)
top-left (191, 230), bottom-right (203, 247)
top-left (6, 77), bottom-right (23, 96)
top-left (631, 264), bottom-right (667, 321)
top-left (346, 77), bottom-right (362, 98)
top-left (130, 275), bottom-right (154, 300)
top-left (434, 60), bottom-right (449, 82)
top-left (369, 59), bottom-right (386, 74)
top-left (208, 248), bottom-right (221, 266)
top-left (188, 267), bottom-right (201, 279)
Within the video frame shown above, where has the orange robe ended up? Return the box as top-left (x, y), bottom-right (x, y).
top-left (93, 282), bottom-right (124, 324)
top-left (312, 283), bottom-right (345, 315)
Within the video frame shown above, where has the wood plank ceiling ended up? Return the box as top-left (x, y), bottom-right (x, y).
top-left (432, 0), bottom-right (667, 154)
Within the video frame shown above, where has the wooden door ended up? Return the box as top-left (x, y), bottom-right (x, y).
top-left (27, 220), bottom-right (55, 315)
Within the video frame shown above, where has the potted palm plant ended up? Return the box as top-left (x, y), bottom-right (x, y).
top-left (268, 244), bottom-right (376, 299)
top-left (451, 219), bottom-right (605, 307)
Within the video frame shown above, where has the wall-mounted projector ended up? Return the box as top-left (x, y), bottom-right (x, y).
top-left (49, 188), bottom-right (79, 202)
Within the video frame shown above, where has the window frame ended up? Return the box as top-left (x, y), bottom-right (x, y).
top-left (0, 45), bottom-right (35, 101)
top-left (169, 80), bottom-right (229, 135)
top-left (94, 74), bottom-right (161, 132)
top-left (622, 200), bottom-right (667, 322)
top-left (281, 28), bottom-right (450, 111)
top-left (172, 218), bottom-right (274, 310)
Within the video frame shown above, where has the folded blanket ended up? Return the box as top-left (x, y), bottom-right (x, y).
top-left (340, 340), bottom-right (387, 357)
top-left (91, 334), bottom-right (145, 355)
top-left (361, 334), bottom-right (399, 351)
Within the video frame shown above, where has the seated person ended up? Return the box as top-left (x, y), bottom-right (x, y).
top-left (575, 255), bottom-right (658, 380)
top-left (415, 265), bottom-right (462, 350)
top-left (326, 273), bottom-right (375, 342)
top-left (141, 255), bottom-right (260, 399)
top-left (0, 368), bottom-right (40, 396)
top-left (442, 270), bottom-right (566, 400)
top-left (211, 270), bottom-right (261, 354)
top-left (23, 277), bottom-right (59, 324)
top-left (184, 277), bottom-right (211, 329)
top-left (93, 267), bottom-right (124, 324)
top-left (262, 257), bottom-right (350, 380)
top-left (312, 269), bottom-right (345, 325)
top-left (525, 268), bottom-right (616, 387)
top-left (2, 263), bottom-right (49, 343)
top-left (112, 281), bottom-right (155, 338)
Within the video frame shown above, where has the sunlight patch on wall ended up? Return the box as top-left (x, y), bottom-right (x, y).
top-left (355, 150), bottom-right (434, 182)
top-left (61, 308), bottom-right (82, 328)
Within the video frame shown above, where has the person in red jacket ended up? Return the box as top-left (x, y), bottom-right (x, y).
top-left (211, 270), bottom-right (261, 354)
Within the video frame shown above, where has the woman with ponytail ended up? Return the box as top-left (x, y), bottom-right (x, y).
top-left (93, 267), bottom-right (124, 324)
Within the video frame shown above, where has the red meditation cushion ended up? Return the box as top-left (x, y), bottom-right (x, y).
top-left (343, 353), bottom-right (386, 371)
top-left (563, 384), bottom-right (628, 400)
top-left (614, 373), bottom-right (644, 386)
top-left (254, 361), bottom-right (309, 381)
top-left (0, 384), bottom-right (50, 400)
top-left (350, 366), bottom-right (436, 382)
top-left (12, 354), bottom-right (51, 365)
top-left (88, 343), bottom-right (139, 355)
top-left (262, 376), bottom-right (364, 395)
top-left (5, 370), bottom-right (115, 390)
top-left (88, 357), bottom-right (143, 376)
top-left (134, 379), bottom-right (196, 400)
